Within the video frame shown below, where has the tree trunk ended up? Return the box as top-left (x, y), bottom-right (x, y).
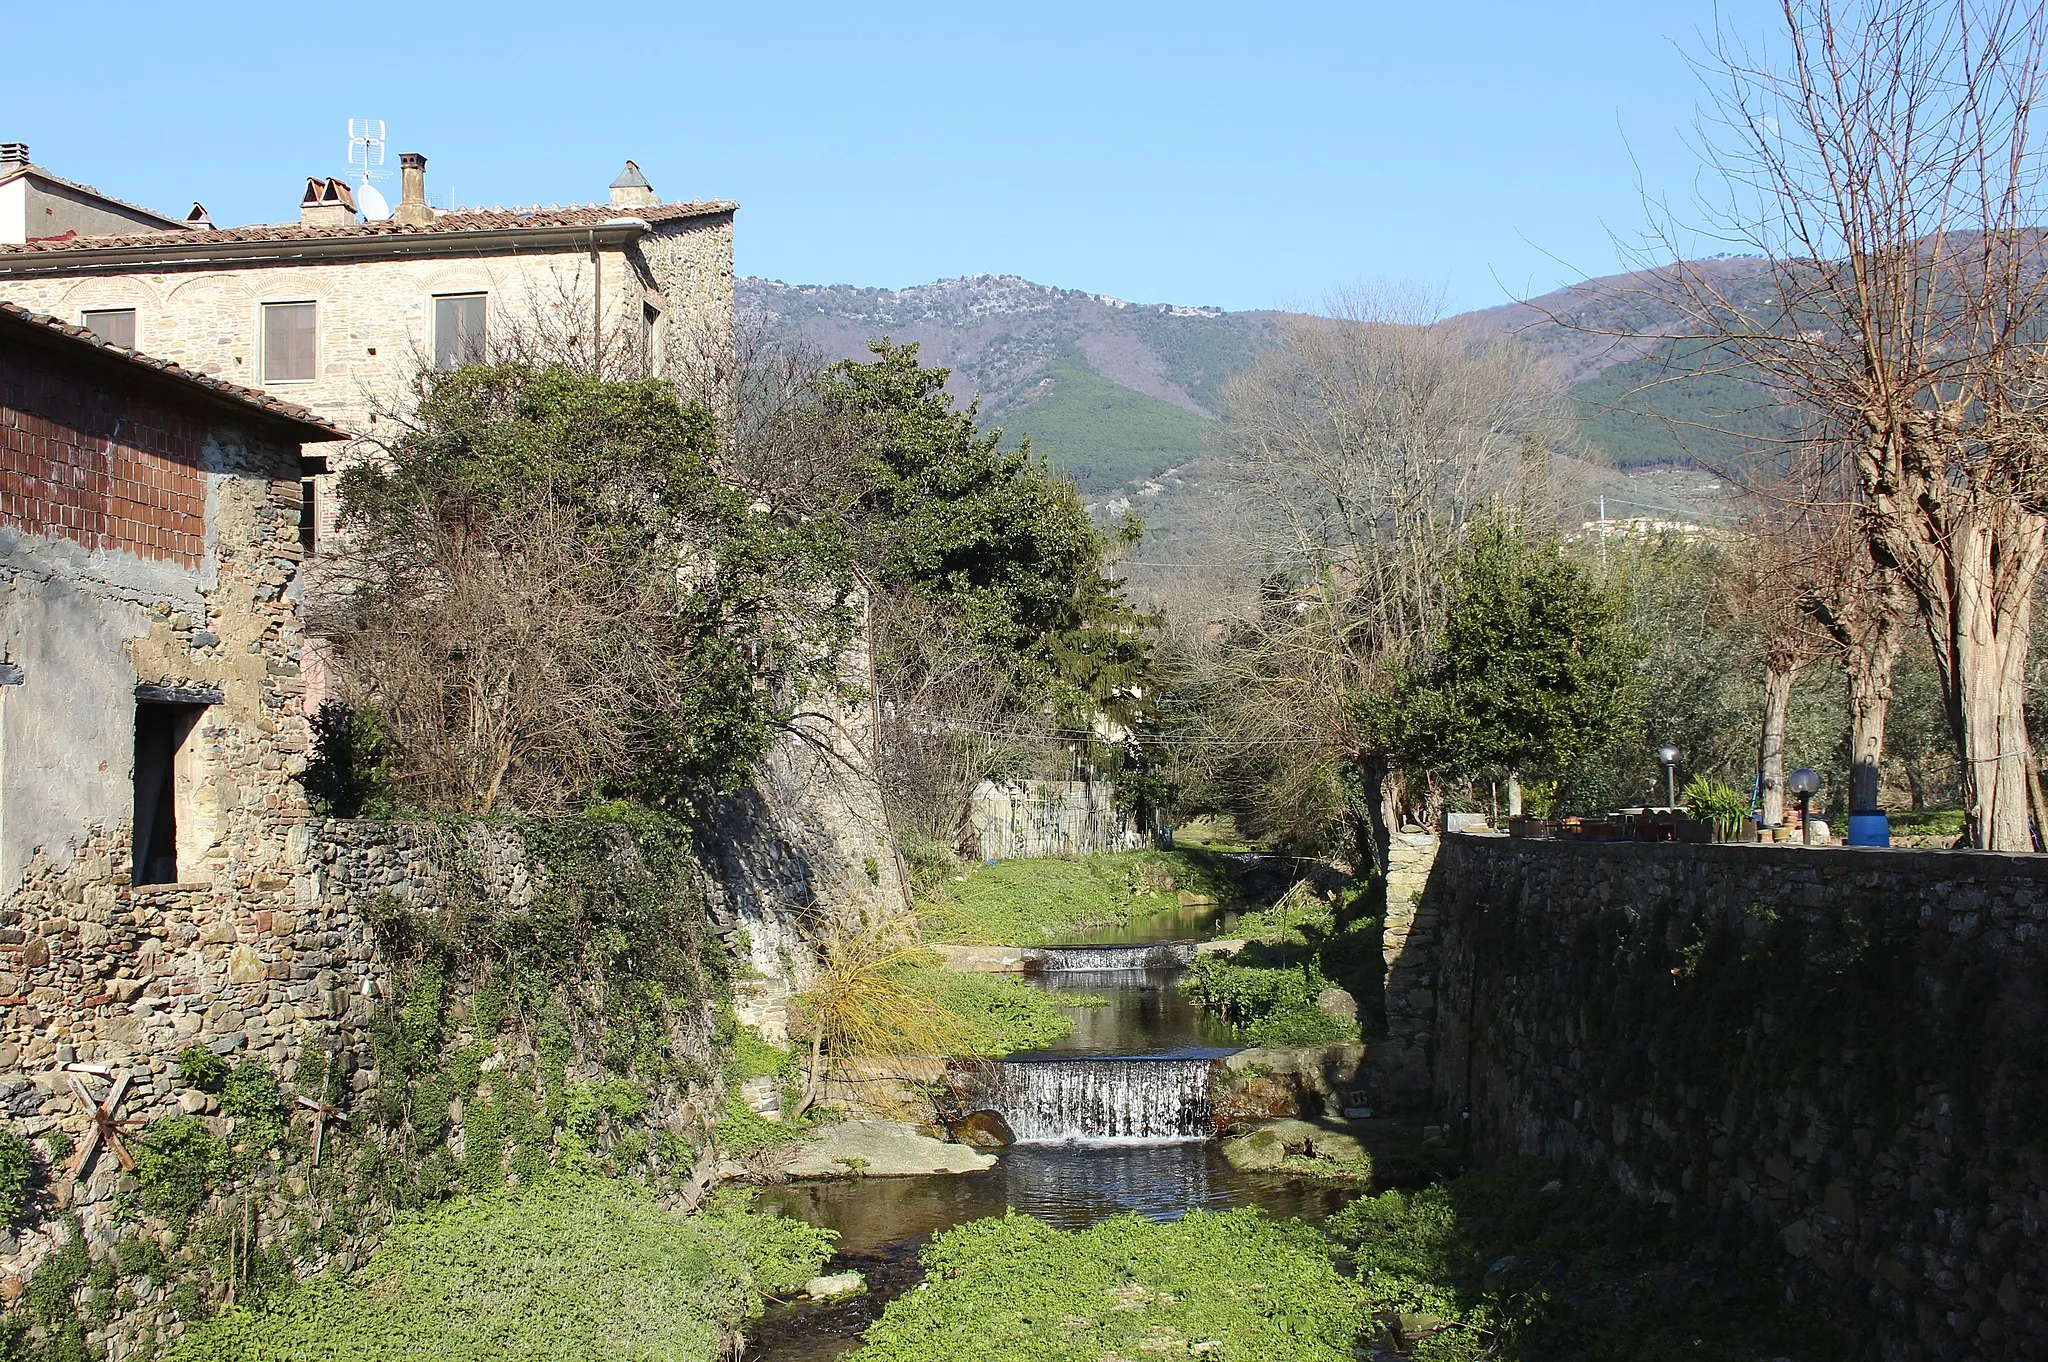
top-left (1842, 623), bottom-right (1902, 814)
top-left (1932, 520), bottom-right (2040, 851)
top-left (1505, 771), bottom-right (1523, 817)
top-left (1345, 751), bottom-right (1393, 878)
top-left (792, 1022), bottom-right (825, 1119)
top-left (1758, 664), bottom-right (1799, 827)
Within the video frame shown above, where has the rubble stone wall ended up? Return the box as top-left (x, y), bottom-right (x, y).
top-left (1423, 834), bottom-right (2048, 1362)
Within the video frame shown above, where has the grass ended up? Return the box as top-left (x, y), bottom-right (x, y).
top-left (913, 966), bottom-right (1106, 1057)
top-left (171, 1179), bottom-right (833, 1362)
top-left (1890, 806), bottom-right (1964, 837)
top-left (850, 1207), bottom-right (1364, 1362)
top-left (917, 849), bottom-right (1245, 945)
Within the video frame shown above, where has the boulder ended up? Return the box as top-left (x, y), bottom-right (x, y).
top-left (1316, 987), bottom-right (1358, 1024)
top-left (805, 1271), bottom-right (866, 1301)
top-left (779, 1119), bottom-right (998, 1178)
top-left (952, 1109), bottom-right (1015, 1149)
top-left (1221, 1117), bottom-right (1373, 1177)
top-left (1220, 1129), bottom-right (1288, 1171)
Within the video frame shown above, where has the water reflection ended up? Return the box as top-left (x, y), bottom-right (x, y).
top-left (1012, 968), bottom-right (1237, 1058)
top-left (1054, 903), bottom-right (1241, 945)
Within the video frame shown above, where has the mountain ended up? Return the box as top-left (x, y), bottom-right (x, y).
top-left (739, 264), bottom-right (1786, 499)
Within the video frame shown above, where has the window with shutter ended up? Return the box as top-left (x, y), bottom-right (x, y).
top-left (434, 294), bottom-right (487, 369)
top-left (263, 302), bottom-right (318, 382)
top-left (84, 309), bottom-right (137, 348)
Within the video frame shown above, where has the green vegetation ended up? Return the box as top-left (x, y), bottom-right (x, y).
top-left (1683, 775), bottom-right (1751, 835)
top-left (1370, 515), bottom-right (1645, 786)
top-left (0, 1123), bottom-right (30, 1225)
top-left (1892, 807), bottom-right (1965, 838)
top-left (913, 967), bottom-right (1105, 1056)
top-left (851, 1208), bottom-right (1364, 1362)
top-left (1570, 339), bottom-right (1801, 471)
top-left (994, 349), bottom-right (1213, 493)
top-left (171, 1179), bottom-right (833, 1362)
top-left (134, 1118), bottom-right (232, 1220)
top-left (176, 1046), bottom-right (231, 1094)
top-left (1179, 953), bottom-right (1354, 1046)
top-left (1327, 1159), bottom-right (1838, 1360)
top-left (918, 849), bottom-right (1241, 944)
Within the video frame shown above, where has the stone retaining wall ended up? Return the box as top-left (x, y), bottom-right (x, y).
top-left (1422, 834), bottom-right (2048, 1361)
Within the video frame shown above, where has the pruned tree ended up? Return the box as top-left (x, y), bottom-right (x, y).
top-left (1663, 0), bottom-right (2048, 848)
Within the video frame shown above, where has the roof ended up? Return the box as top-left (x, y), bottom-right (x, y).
top-left (0, 301), bottom-right (346, 441)
top-left (611, 161), bottom-right (652, 189)
top-left (0, 161), bottom-right (187, 231)
top-left (0, 199), bottom-right (735, 257)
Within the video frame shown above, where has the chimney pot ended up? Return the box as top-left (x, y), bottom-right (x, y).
top-left (394, 152), bottom-right (433, 227)
top-left (609, 160), bottom-right (659, 209)
top-left (0, 143), bottom-right (28, 174)
top-left (299, 177), bottom-right (358, 229)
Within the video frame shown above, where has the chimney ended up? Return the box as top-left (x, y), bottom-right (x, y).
top-left (186, 202), bottom-right (214, 230)
top-left (394, 153), bottom-right (433, 227)
top-left (609, 160), bottom-right (658, 209)
top-left (0, 143), bottom-right (28, 176)
top-left (299, 177), bottom-right (358, 228)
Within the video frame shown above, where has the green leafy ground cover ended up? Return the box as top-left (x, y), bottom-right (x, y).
top-left (851, 1208), bottom-right (1364, 1362)
top-left (1329, 1160), bottom-right (1839, 1361)
top-left (918, 850), bottom-right (1242, 944)
top-left (914, 967), bottom-right (1107, 1055)
top-left (173, 1180), bottom-right (832, 1362)
top-left (992, 350), bottom-right (1214, 494)
top-left (1890, 806), bottom-right (1964, 837)
top-left (1180, 882), bottom-right (1382, 1044)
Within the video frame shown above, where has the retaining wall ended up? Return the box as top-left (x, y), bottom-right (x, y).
top-left (1420, 834), bottom-right (2048, 1361)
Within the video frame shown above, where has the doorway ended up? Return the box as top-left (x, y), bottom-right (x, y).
top-left (134, 701), bottom-right (204, 885)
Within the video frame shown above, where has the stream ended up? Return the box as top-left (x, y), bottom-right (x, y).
top-left (746, 904), bottom-right (1357, 1360)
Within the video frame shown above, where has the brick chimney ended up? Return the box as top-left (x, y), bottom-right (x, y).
top-left (0, 143), bottom-right (28, 176)
top-left (300, 177), bottom-right (358, 228)
top-left (609, 160), bottom-right (659, 209)
top-left (394, 153), bottom-right (434, 227)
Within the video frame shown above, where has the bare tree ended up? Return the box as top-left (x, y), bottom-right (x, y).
top-left (1662, 0), bottom-right (2048, 849)
top-left (1209, 287), bottom-right (1567, 868)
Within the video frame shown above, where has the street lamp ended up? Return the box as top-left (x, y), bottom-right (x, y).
top-left (1658, 744), bottom-right (1680, 810)
top-left (1788, 767), bottom-right (1821, 844)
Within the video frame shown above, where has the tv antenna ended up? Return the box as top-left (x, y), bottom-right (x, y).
top-left (347, 119), bottom-right (391, 220)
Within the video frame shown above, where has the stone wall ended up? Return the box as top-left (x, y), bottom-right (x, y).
top-left (1421, 834), bottom-right (2048, 1361)
top-left (968, 777), bottom-right (1142, 860)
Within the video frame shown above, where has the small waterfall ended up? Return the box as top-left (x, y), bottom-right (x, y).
top-left (1031, 943), bottom-right (1196, 972)
top-left (986, 1057), bottom-right (1213, 1143)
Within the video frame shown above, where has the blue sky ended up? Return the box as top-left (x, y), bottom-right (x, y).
top-left (7, 1), bottom-right (1781, 313)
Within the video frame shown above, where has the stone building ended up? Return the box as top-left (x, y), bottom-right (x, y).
top-left (0, 143), bottom-right (189, 247)
top-left (0, 145), bottom-right (736, 526)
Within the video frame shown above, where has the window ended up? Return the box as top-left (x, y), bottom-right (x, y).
top-left (83, 308), bottom-right (136, 348)
top-left (434, 293), bottom-right (487, 369)
top-left (299, 477), bottom-right (318, 556)
top-left (133, 701), bottom-right (204, 885)
top-left (263, 301), bottom-right (318, 382)
top-left (641, 303), bottom-right (660, 377)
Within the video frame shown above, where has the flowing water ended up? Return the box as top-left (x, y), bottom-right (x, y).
top-left (745, 895), bottom-right (1335, 1360)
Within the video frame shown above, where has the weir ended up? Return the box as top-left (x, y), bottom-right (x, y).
top-left (986, 1056), bottom-right (1214, 1143)
top-left (1030, 942), bottom-right (1197, 972)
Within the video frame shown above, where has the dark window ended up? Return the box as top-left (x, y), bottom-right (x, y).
top-left (263, 301), bottom-right (318, 382)
top-left (134, 702), bottom-right (204, 885)
top-left (434, 293), bottom-right (487, 369)
top-left (641, 303), bottom-right (660, 376)
top-left (299, 477), bottom-right (318, 556)
top-left (84, 308), bottom-right (136, 348)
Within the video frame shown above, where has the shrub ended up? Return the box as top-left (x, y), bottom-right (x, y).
top-left (222, 1061), bottom-right (291, 1152)
top-left (177, 1045), bottom-right (231, 1094)
top-left (0, 1123), bottom-right (31, 1224)
top-left (1180, 953), bottom-right (1355, 1046)
top-left (134, 1117), bottom-right (230, 1218)
top-left (303, 700), bottom-right (391, 817)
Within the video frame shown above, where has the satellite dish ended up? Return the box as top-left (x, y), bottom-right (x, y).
top-left (356, 181), bottom-right (393, 222)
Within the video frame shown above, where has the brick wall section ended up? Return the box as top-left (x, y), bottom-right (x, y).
top-left (0, 337), bottom-right (209, 565)
top-left (1422, 835), bottom-right (2048, 1361)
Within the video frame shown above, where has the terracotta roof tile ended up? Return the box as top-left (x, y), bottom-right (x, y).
top-left (0, 200), bottom-right (735, 256)
top-left (0, 300), bottom-right (346, 439)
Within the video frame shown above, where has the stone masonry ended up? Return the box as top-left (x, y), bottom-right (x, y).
top-left (1420, 834), bottom-right (2048, 1361)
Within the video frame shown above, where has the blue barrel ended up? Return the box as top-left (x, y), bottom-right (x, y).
top-left (1846, 812), bottom-right (1891, 847)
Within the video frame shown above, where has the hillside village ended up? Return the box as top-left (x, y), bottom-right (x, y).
top-left (3, 3), bottom-right (2048, 1358)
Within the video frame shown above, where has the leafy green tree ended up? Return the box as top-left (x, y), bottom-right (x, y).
top-left (1372, 517), bottom-right (1645, 790)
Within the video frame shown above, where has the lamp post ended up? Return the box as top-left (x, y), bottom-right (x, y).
top-left (1658, 744), bottom-right (1680, 810)
top-left (1788, 767), bottom-right (1821, 845)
